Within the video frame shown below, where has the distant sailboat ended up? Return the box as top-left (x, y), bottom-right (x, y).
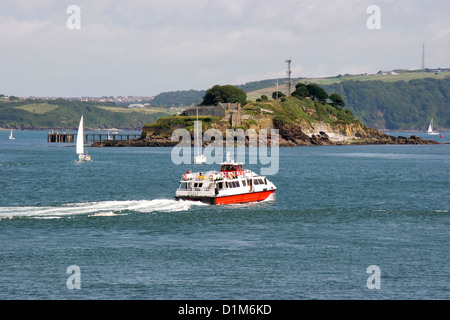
top-left (193, 109), bottom-right (207, 164)
top-left (8, 129), bottom-right (15, 140)
top-left (76, 116), bottom-right (91, 161)
top-left (427, 118), bottom-right (439, 135)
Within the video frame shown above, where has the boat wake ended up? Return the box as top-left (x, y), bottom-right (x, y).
top-left (0, 199), bottom-right (207, 220)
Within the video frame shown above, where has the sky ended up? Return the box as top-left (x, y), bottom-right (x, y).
top-left (0, 0), bottom-right (449, 97)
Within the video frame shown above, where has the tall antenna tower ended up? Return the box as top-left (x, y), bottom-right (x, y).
top-left (421, 43), bottom-right (425, 70)
top-left (285, 57), bottom-right (292, 96)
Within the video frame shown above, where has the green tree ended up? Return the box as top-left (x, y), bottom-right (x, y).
top-left (200, 85), bottom-right (247, 106)
top-left (260, 95), bottom-right (268, 101)
top-left (292, 83), bottom-right (309, 99)
top-left (306, 84), bottom-right (329, 102)
top-left (329, 93), bottom-right (346, 109)
top-left (272, 91), bottom-right (285, 99)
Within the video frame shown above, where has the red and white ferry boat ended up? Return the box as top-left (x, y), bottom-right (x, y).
top-left (175, 152), bottom-right (276, 205)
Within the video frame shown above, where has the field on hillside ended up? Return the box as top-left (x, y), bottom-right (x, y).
top-left (0, 99), bottom-right (177, 129)
top-left (247, 72), bottom-right (450, 100)
top-left (14, 102), bottom-right (59, 114)
top-left (98, 106), bottom-right (179, 115)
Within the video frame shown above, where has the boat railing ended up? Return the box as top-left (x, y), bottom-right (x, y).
top-left (193, 171), bottom-right (220, 180)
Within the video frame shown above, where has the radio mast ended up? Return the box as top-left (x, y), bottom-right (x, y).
top-left (285, 57), bottom-right (292, 96)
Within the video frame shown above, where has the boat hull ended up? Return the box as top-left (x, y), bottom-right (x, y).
top-left (175, 190), bottom-right (275, 205)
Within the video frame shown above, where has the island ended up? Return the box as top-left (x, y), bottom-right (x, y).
top-left (92, 85), bottom-right (438, 147)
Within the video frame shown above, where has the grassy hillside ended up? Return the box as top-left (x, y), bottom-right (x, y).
top-left (306, 71), bottom-right (450, 85)
top-left (247, 73), bottom-right (450, 130)
top-left (247, 71), bottom-right (450, 100)
top-left (321, 77), bottom-right (450, 130)
top-left (149, 90), bottom-right (206, 107)
top-left (0, 98), bottom-right (176, 130)
top-left (244, 96), bottom-right (359, 127)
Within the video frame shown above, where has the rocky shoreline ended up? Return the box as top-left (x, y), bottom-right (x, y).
top-left (91, 131), bottom-right (439, 147)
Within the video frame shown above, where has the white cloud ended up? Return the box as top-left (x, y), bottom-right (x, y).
top-left (0, 0), bottom-right (449, 97)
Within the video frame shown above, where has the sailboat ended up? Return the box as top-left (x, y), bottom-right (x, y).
top-left (76, 115), bottom-right (91, 161)
top-left (8, 129), bottom-right (15, 140)
top-left (427, 118), bottom-right (439, 135)
top-left (193, 109), bottom-right (207, 164)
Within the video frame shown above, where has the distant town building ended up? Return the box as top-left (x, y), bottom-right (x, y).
top-left (377, 70), bottom-right (399, 76)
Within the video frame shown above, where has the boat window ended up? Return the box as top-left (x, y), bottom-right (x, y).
top-left (253, 179), bottom-right (259, 185)
top-left (179, 182), bottom-right (187, 190)
top-left (242, 180), bottom-right (246, 186)
top-left (222, 165), bottom-right (237, 171)
top-left (218, 182), bottom-right (223, 189)
top-left (226, 181), bottom-right (239, 188)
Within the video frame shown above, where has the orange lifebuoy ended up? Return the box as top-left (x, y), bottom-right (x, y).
top-left (229, 172), bottom-right (234, 178)
top-left (182, 174), bottom-right (187, 180)
top-left (209, 175), bottom-right (214, 181)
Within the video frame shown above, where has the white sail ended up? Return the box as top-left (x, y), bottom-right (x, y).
top-left (76, 116), bottom-right (84, 155)
top-left (9, 129), bottom-right (15, 140)
top-left (427, 118), bottom-right (439, 135)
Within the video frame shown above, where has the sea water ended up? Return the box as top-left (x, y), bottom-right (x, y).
top-left (0, 131), bottom-right (448, 299)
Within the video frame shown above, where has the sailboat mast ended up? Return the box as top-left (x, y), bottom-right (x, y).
top-left (196, 109), bottom-right (200, 156)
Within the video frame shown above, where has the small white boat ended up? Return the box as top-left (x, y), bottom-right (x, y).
top-left (76, 116), bottom-right (91, 161)
top-left (427, 118), bottom-right (439, 135)
top-left (194, 154), bottom-right (207, 164)
top-left (8, 129), bottom-right (15, 140)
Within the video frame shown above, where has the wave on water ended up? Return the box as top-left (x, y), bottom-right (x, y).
top-left (0, 163), bottom-right (24, 167)
top-left (325, 152), bottom-right (448, 160)
top-left (0, 199), bottom-right (207, 220)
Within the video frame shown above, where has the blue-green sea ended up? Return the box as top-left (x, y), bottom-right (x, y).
top-left (0, 130), bottom-right (448, 300)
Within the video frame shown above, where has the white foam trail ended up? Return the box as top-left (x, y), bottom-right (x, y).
top-left (0, 199), bottom-right (207, 219)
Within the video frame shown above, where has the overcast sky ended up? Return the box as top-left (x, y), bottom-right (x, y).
top-left (1, 0), bottom-right (449, 97)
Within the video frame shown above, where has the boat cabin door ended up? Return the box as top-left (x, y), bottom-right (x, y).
top-left (248, 179), bottom-right (253, 191)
